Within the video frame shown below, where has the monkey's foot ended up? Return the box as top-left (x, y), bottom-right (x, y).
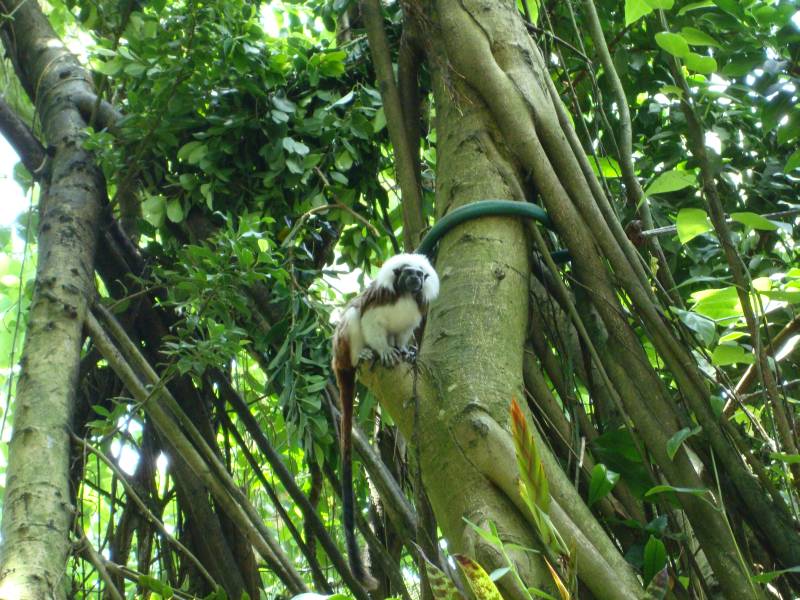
top-left (380, 347), bottom-right (402, 367)
top-left (357, 348), bottom-right (378, 369)
top-left (400, 346), bottom-right (418, 363)
top-left (358, 347), bottom-right (401, 368)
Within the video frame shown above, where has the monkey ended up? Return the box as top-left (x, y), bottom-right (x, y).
top-left (331, 253), bottom-right (439, 589)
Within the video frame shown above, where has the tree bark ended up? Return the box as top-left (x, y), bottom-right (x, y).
top-left (0, 1), bottom-right (104, 597)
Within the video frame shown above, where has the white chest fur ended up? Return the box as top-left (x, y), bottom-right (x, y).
top-left (369, 295), bottom-right (422, 333)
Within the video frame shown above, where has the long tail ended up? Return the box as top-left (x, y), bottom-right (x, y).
top-left (337, 367), bottom-right (378, 590)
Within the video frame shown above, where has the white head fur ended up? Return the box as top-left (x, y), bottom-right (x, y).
top-left (373, 253), bottom-right (439, 301)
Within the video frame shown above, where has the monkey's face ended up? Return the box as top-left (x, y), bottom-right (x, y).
top-left (394, 266), bottom-right (427, 294)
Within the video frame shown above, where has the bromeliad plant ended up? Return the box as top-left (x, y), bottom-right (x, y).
top-left (510, 398), bottom-right (574, 599)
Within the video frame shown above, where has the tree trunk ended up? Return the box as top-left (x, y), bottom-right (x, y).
top-left (364, 0), bottom-right (765, 598)
top-left (0, 1), bottom-right (103, 598)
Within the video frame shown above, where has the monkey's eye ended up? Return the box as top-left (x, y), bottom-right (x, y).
top-left (423, 273), bottom-right (429, 279)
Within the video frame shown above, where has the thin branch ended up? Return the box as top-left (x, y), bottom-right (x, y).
top-left (724, 314), bottom-right (800, 413)
top-left (71, 433), bottom-right (218, 589)
top-left (581, 0), bottom-right (681, 306)
top-left (209, 389), bottom-right (333, 593)
top-left (638, 209), bottom-right (800, 238)
top-left (74, 529), bottom-right (125, 600)
top-left (660, 9), bottom-right (800, 488)
top-left (212, 372), bottom-right (372, 600)
top-left (524, 22), bottom-right (590, 64)
top-left (282, 198), bottom-right (379, 249)
top-left (85, 307), bottom-right (307, 594)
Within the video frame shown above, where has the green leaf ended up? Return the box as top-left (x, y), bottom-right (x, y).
top-left (645, 484), bottom-right (708, 497)
top-left (666, 426), bottom-right (701, 460)
top-left (680, 27), bottom-right (721, 47)
top-left (730, 212), bottom-right (778, 231)
top-left (588, 464), bottom-right (619, 506)
top-left (94, 58), bottom-right (123, 76)
top-left (517, 0), bottom-right (539, 23)
top-left (659, 84), bottom-right (684, 97)
top-left (778, 113), bottom-right (800, 144)
top-left (142, 195), bottom-right (166, 228)
top-left (718, 331), bottom-right (747, 343)
top-left (643, 536), bottom-right (667, 587)
top-left (691, 286), bottom-right (742, 321)
top-left (272, 96), bottom-right (296, 113)
top-left (282, 137), bottom-right (310, 156)
top-left (655, 32), bottom-right (690, 58)
top-left (489, 567), bottom-right (511, 582)
top-left (177, 141), bottom-right (203, 162)
top-left (676, 208), bottom-right (712, 244)
top-left (678, 0), bottom-right (715, 15)
top-left (124, 63), bottom-right (146, 77)
top-left (589, 156), bottom-right (622, 178)
top-left (713, 0), bottom-right (744, 18)
top-left (138, 575), bottom-right (173, 597)
top-left (319, 50), bottom-right (347, 77)
top-left (335, 150), bottom-right (353, 171)
top-left (166, 199), bottom-right (184, 223)
top-left (625, 0), bottom-right (674, 26)
top-left (200, 183), bottom-right (213, 210)
top-left (769, 452), bottom-right (800, 465)
top-left (722, 55), bottom-right (764, 77)
top-left (783, 148), bottom-right (800, 173)
top-left (464, 518), bottom-right (503, 547)
top-left (645, 169), bottom-right (696, 195)
top-left (684, 52), bottom-right (717, 73)
top-left (671, 308), bottom-right (716, 346)
top-left (711, 343), bottom-right (754, 366)
top-left (751, 566), bottom-right (800, 584)
top-left (372, 107), bottom-right (386, 133)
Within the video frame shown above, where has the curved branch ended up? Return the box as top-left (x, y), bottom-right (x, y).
top-left (0, 96), bottom-right (46, 175)
top-left (73, 90), bottom-right (123, 131)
